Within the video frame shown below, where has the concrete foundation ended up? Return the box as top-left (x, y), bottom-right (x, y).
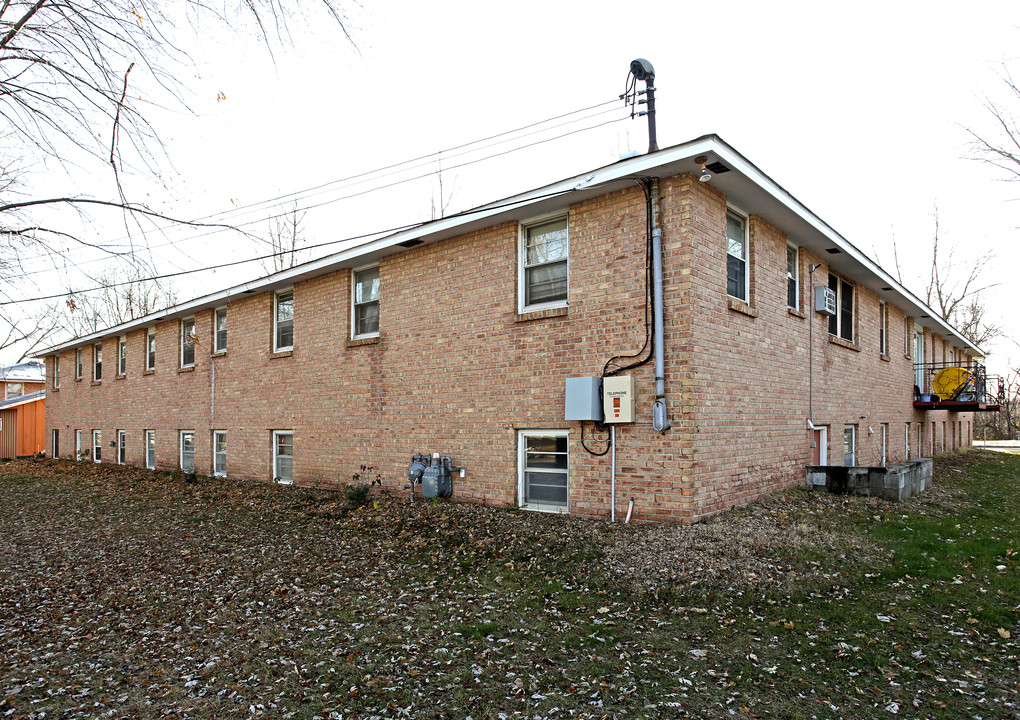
top-left (805, 459), bottom-right (932, 501)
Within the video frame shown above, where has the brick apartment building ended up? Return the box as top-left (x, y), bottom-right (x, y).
top-left (40, 135), bottom-right (995, 522)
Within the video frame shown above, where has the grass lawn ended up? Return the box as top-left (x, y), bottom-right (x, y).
top-left (0, 450), bottom-right (1017, 719)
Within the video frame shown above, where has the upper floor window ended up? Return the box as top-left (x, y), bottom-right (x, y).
top-left (786, 245), bottom-right (799, 309)
top-left (53, 357), bottom-right (60, 389)
top-left (93, 343), bottom-right (102, 381)
top-left (274, 290), bottom-right (294, 352)
top-left (352, 266), bottom-right (380, 338)
top-left (520, 216), bottom-right (568, 311)
top-left (118, 336), bottom-right (127, 375)
top-left (146, 328), bottom-right (156, 370)
top-left (6, 382), bottom-right (22, 399)
top-left (75, 348), bottom-right (83, 379)
top-left (827, 273), bottom-right (854, 342)
top-left (214, 308), bottom-right (227, 353)
top-left (879, 301), bottom-right (888, 355)
top-left (726, 210), bottom-right (749, 301)
top-left (181, 318), bottom-right (196, 367)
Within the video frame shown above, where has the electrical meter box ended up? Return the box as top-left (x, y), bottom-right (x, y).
top-left (602, 375), bottom-right (635, 423)
top-left (565, 377), bottom-right (603, 422)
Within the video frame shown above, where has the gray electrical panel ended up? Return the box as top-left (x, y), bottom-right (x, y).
top-left (565, 377), bottom-right (603, 421)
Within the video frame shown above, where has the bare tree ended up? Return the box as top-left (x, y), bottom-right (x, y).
top-left (0, 0), bottom-right (352, 353)
top-left (62, 267), bottom-right (177, 337)
top-left (975, 364), bottom-right (1020, 441)
top-left (967, 66), bottom-right (1020, 183)
top-left (260, 203), bottom-right (308, 274)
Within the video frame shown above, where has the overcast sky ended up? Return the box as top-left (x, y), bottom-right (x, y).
top-left (9, 0), bottom-right (1020, 374)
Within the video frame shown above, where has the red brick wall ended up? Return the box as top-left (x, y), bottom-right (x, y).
top-left (44, 173), bottom-right (974, 523)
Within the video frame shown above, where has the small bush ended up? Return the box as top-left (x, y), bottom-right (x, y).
top-left (343, 483), bottom-right (372, 507)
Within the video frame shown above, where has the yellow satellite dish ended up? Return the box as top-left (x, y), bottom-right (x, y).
top-left (932, 367), bottom-right (974, 400)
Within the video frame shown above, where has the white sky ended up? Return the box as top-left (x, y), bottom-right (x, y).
top-left (8, 0), bottom-right (1020, 375)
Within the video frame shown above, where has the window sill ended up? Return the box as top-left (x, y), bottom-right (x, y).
top-left (520, 503), bottom-right (569, 515)
top-left (178, 366), bottom-right (195, 374)
top-left (143, 369), bottom-right (155, 376)
top-left (271, 350), bottom-right (294, 360)
top-left (211, 350), bottom-right (227, 358)
top-left (880, 353), bottom-right (891, 363)
top-left (787, 307), bottom-right (806, 319)
top-left (115, 374), bottom-right (126, 381)
top-left (516, 306), bottom-right (568, 323)
top-left (727, 297), bottom-right (758, 318)
top-left (828, 335), bottom-right (860, 352)
top-left (91, 380), bottom-right (103, 387)
top-left (74, 377), bottom-right (82, 383)
top-left (347, 335), bottom-right (381, 348)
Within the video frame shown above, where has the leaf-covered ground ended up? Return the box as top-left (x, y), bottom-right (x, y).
top-left (0, 452), bottom-right (1017, 719)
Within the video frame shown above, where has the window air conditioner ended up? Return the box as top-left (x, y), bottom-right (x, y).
top-left (814, 286), bottom-right (837, 316)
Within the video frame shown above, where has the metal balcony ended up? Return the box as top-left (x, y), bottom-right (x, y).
top-left (912, 360), bottom-right (1002, 413)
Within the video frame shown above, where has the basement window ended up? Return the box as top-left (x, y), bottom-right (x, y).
top-left (518, 430), bottom-right (569, 512)
top-left (274, 431), bottom-right (294, 484)
top-left (145, 430), bottom-right (156, 470)
top-left (180, 430), bottom-right (195, 473)
top-left (520, 216), bottom-right (568, 312)
top-left (92, 429), bottom-right (102, 463)
top-left (213, 430), bottom-right (227, 477)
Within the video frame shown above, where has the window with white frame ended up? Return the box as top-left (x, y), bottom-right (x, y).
top-left (881, 423), bottom-right (888, 466)
top-left (726, 209), bottom-right (749, 301)
top-left (93, 343), bottom-right (103, 381)
top-left (843, 425), bottom-right (856, 466)
top-left (786, 245), bottom-right (799, 309)
top-left (274, 290), bottom-right (294, 352)
top-left (273, 431), bottom-right (294, 484)
top-left (92, 429), bottom-right (102, 463)
top-left (181, 318), bottom-right (196, 367)
top-left (51, 429), bottom-right (59, 459)
top-left (904, 422), bottom-right (911, 461)
top-left (214, 308), bottom-right (227, 353)
top-left (117, 430), bottom-right (126, 465)
top-left (118, 336), bottom-right (127, 375)
top-left (54, 357), bottom-right (60, 389)
top-left (6, 382), bottom-right (22, 399)
top-left (145, 430), bottom-right (156, 469)
top-left (903, 318), bottom-right (911, 357)
top-left (75, 429), bottom-right (82, 460)
top-left (146, 328), bottom-right (156, 370)
top-left (180, 430), bottom-right (195, 473)
top-left (520, 216), bottom-right (568, 311)
top-left (518, 430), bottom-right (569, 510)
top-left (352, 266), bottom-right (380, 338)
top-left (213, 430), bottom-right (227, 477)
top-left (827, 273), bottom-right (854, 342)
top-left (75, 348), bottom-right (83, 379)
top-left (879, 301), bottom-right (888, 355)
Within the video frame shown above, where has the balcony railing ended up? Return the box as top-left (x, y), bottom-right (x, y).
top-left (913, 360), bottom-right (1002, 412)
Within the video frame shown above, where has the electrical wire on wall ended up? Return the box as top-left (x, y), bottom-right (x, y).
top-left (580, 177), bottom-right (656, 456)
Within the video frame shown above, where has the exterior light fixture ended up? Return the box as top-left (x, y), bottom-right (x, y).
top-left (695, 155), bottom-right (711, 182)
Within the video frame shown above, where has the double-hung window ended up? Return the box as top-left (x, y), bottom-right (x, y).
top-left (520, 216), bottom-right (568, 311)
top-left (519, 430), bottom-right (569, 511)
top-left (54, 357), bottom-right (60, 389)
top-left (117, 430), bottom-right (126, 465)
top-left (827, 273), bottom-right (854, 342)
top-left (726, 210), bottom-right (749, 301)
top-left (75, 430), bottom-right (82, 460)
top-left (180, 431), bottom-right (195, 473)
top-left (75, 349), bottom-right (83, 379)
top-left (786, 245), bottom-right (799, 310)
top-left (118, 336), bottom-right (127, 375)
top-left (92, 429), bottom-right (102, 463)
top-left (93, 343), bottom-right (102, 381)
top-left (146, 328), bottom-right (156, 370)
top-left (214, 308), bottom-right (227, 353)
top-left (879, 301), bottom-right (888, 355)
top-left (145, 430), bottom-right (156, 469)
top-left (6, 383), bottom-right (22, 399)
top-left (843, 425), bottom-right (856, 466)
top-left (352, 267), bottom-right (380, 338)
top-left (213, 431), bottom-right (227, 477)
top-left (274, 290), bottom-right (294, 352)
top-left (273, 431), bottom-right (294, 484)
top-left (181, 318), bottom-right (196, 367)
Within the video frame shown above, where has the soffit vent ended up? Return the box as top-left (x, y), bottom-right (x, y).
top-left (705, 161), bottom-right (730, 174)
top-left (398, 239), bottom-right (424, 248)
top-left (824, 248), bottom-right (841, 254)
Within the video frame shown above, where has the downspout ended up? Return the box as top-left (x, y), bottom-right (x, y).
top-left (650, 179), bottom-right (670, 432)
top-left (808, 264), bottom-right (819, 442)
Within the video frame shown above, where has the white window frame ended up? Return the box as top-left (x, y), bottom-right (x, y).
top-left (146, 328), bottom-right (156, 371)
top-left (145, 430), bottom-right (156, 470)
top-left (786, 244), bottom-right (799, 310)
top-left (75, 348), bottom-right (83, 379)
top-left (213, 430), bottom-right (227, 477)
top-left (903, 317), bottom-right (911, 357)
top-left (827, 273), bottom-right (854, 342)
top-left (273, 430), bottom-right (294, 484)
top-left (75, 429), bottom-right (82, 460)
top-left (118, 336), bottom-right (127, 376)
top-left (843, 425), bottom-right (856, 466)
top-left (518, 213), bottom-right (569, 313)
top-left (180, 430), bottom-right (195, 473)
top-left (181, 318), bottom-right (196, 368)
top-left (880, 423), bottom-right (888, 466)
top-left (351, 265), bottom-right (381, 339)
top-left (214, 307), bottom-right (228, 353)
top-left (904, 422), bottom-right (911, 461)
top-left (879, 302), bottom-right (888, 356)
top-left (518, 429), bottom-right (569, 513)
top-left (117, 429), bottom-right (126, 465)
top-left (93, 342), bottom-right (103, 382)
top-left (725, 206), bottom-right (750, 302)
top-left (6, 382), bottom-right (22, 399)
top-left (53, 356), bottom-right (60, 389)
top-left (92, 429), bottom-right (102, 463)
top-left (274, 289), bottom-right (294, 352)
